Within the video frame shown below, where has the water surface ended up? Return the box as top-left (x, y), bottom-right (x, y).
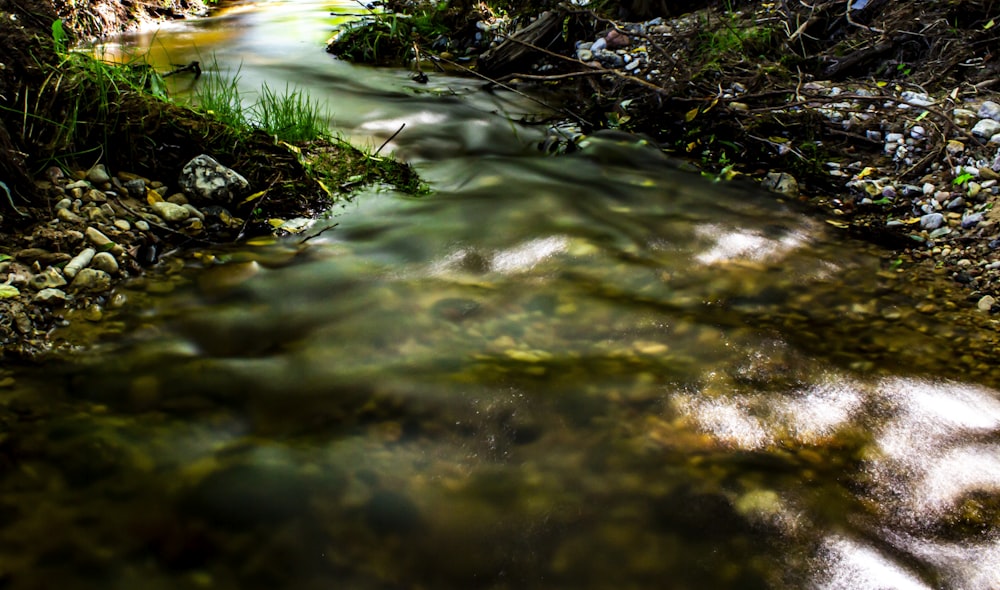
top-left (6, 2), bottom-right (1000, 588)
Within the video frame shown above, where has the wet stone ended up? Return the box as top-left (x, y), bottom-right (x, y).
top-left (181, 463), bottom-right (311, 529)
top-left (432, 297), bottom-right (481, 322)
top-left (71, 268), bottom-right (112, 293)
top-left (761, 172), bottom-right (799, 197)
top-left (978, 295), bottom-right (996, 311)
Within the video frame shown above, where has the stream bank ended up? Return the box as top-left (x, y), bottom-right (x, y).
top-left (330, 0), bottom-right (1000, 310)
top-left (0, 0), bottom-right (422, 359)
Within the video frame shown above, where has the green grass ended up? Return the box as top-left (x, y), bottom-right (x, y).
top-left (192, 62), bottom-right (247, 128)
top-left (253, 82), bottom-right (330, 143)
top-left (189, 56), bottom-right (332, 143)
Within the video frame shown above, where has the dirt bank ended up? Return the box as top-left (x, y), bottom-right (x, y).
top-left (0, 0), bottom-right (421, 359)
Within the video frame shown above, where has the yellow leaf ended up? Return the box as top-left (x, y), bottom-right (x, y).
top-left (986, 18), bottom-right (995, 30)
top-left (768, 136), bottom-right (789, 144)
top-left (825, 220), bottom-right (848, 228)
top-left (146, 190), bottom-right (163, 204)
top-left (903, 217), bottom-right (921, 225)
top-left (268, 218), bottom-right (285, 228)
top-left (280, 141), bottom-right (301, 154)
top-left (876, 81), bottom-right (888, 88)
top-left (245, 236), bottom-right (277, 246)
top-left (856, 166), bottom-right (876, 179)
top-left (704, 97), bottom-right (719, 113)
top-left (686, 141), bottom-right (697, 152)
top-left (240, 190), bottom-right (267, 205)
top-left (315, 179), bottom-right (331, 197)
top-left (685, 107), bottom-right (699, 122)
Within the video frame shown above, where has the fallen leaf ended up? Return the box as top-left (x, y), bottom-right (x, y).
top-left (240, 190), bottom-right (267, 205)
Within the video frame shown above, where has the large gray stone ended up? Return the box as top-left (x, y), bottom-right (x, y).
top-left (972, 118), bottom-right (1000, 139)
top-left (178, 154), bottom-right (250, 206)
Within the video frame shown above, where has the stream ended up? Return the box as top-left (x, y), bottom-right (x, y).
top-left (3, 1), bottom-right (1000, 588)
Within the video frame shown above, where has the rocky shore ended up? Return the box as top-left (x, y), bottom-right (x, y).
top-left (0, 155), bottom-right (264, 357)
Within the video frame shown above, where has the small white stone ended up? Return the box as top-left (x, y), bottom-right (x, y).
top-left (978, 295), bottom-right (996, 311)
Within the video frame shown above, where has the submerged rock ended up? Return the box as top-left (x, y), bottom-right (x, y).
top-left (178, 154), bottom-right (250, 206)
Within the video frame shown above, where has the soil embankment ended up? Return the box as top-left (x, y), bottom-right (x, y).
top-left (0, 0), bottom-right (419, 358)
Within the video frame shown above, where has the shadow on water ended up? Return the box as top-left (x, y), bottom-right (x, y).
top-left (5, 1), bottom-right (1000, 588)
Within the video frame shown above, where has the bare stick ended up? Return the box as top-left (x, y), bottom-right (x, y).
top-left (374, 123), bottom-right (405, 156)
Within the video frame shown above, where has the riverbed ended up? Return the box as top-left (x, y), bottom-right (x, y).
top-left (3, 1), bottom-right (1000, 588)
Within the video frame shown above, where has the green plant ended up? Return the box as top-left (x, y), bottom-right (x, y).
top-left (954, 172), bottom-right (975, 185)
top-left (193, 62), bottom-right (247, 129)
top-left (253, 82), bottom-right (330, 143)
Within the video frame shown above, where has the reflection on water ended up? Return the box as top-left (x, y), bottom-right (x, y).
top-left (6, 0), bottom-right (996, 588)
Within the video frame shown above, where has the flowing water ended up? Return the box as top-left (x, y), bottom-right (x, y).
top-left (5, 2), bottom-right (1000, 588)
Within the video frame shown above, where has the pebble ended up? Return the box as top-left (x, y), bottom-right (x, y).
top-left (920, 213), bottom-right (945, 230)
top-left (761, 172), bottom-right (799, 197)
top-left (590, 37), bottom-right (607, 52)
top-left (946, 196), bottom-right (965, 211)
top-left (71, 268), bottom-right (112, 293)
top-left (57, 208), bottom-right (84, 224)
top-left (900, 91), bottom-right (933, 106)
top-left (978, 295), bottom-right (996, 311)
top-left (979, 100), bottom-right (1000, 121)
top-left (85, 226), bottom-right (114, 248)
top-left (595, 52), bottom-right (625, 68)
top-left (33, 288), bottom-right (68, 305)
top-left (945, 140), bottom-right (965, 155)
top-left (64, 248), bottom-right (96, 278)
top-left (29, 267), bottom-right (67, 290)
top-left (885, 132), bottom-right (904, 143)
top-left (152, 201), bottom-right (191, 222)
top-left (971, 118), bottom-right (1000, 138)
top-left (576, 48), bottom-right (593, 61)
top-left (86, 164), bottom-right (111, 185)
top-left (962, 212), bottom-right (984, 228)
top-left (90, 252), bottom-right (119, 275)
top-left (953, 108), bottom-right (978, 126)
top-left (909, 125), bottom-right (926, 139)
